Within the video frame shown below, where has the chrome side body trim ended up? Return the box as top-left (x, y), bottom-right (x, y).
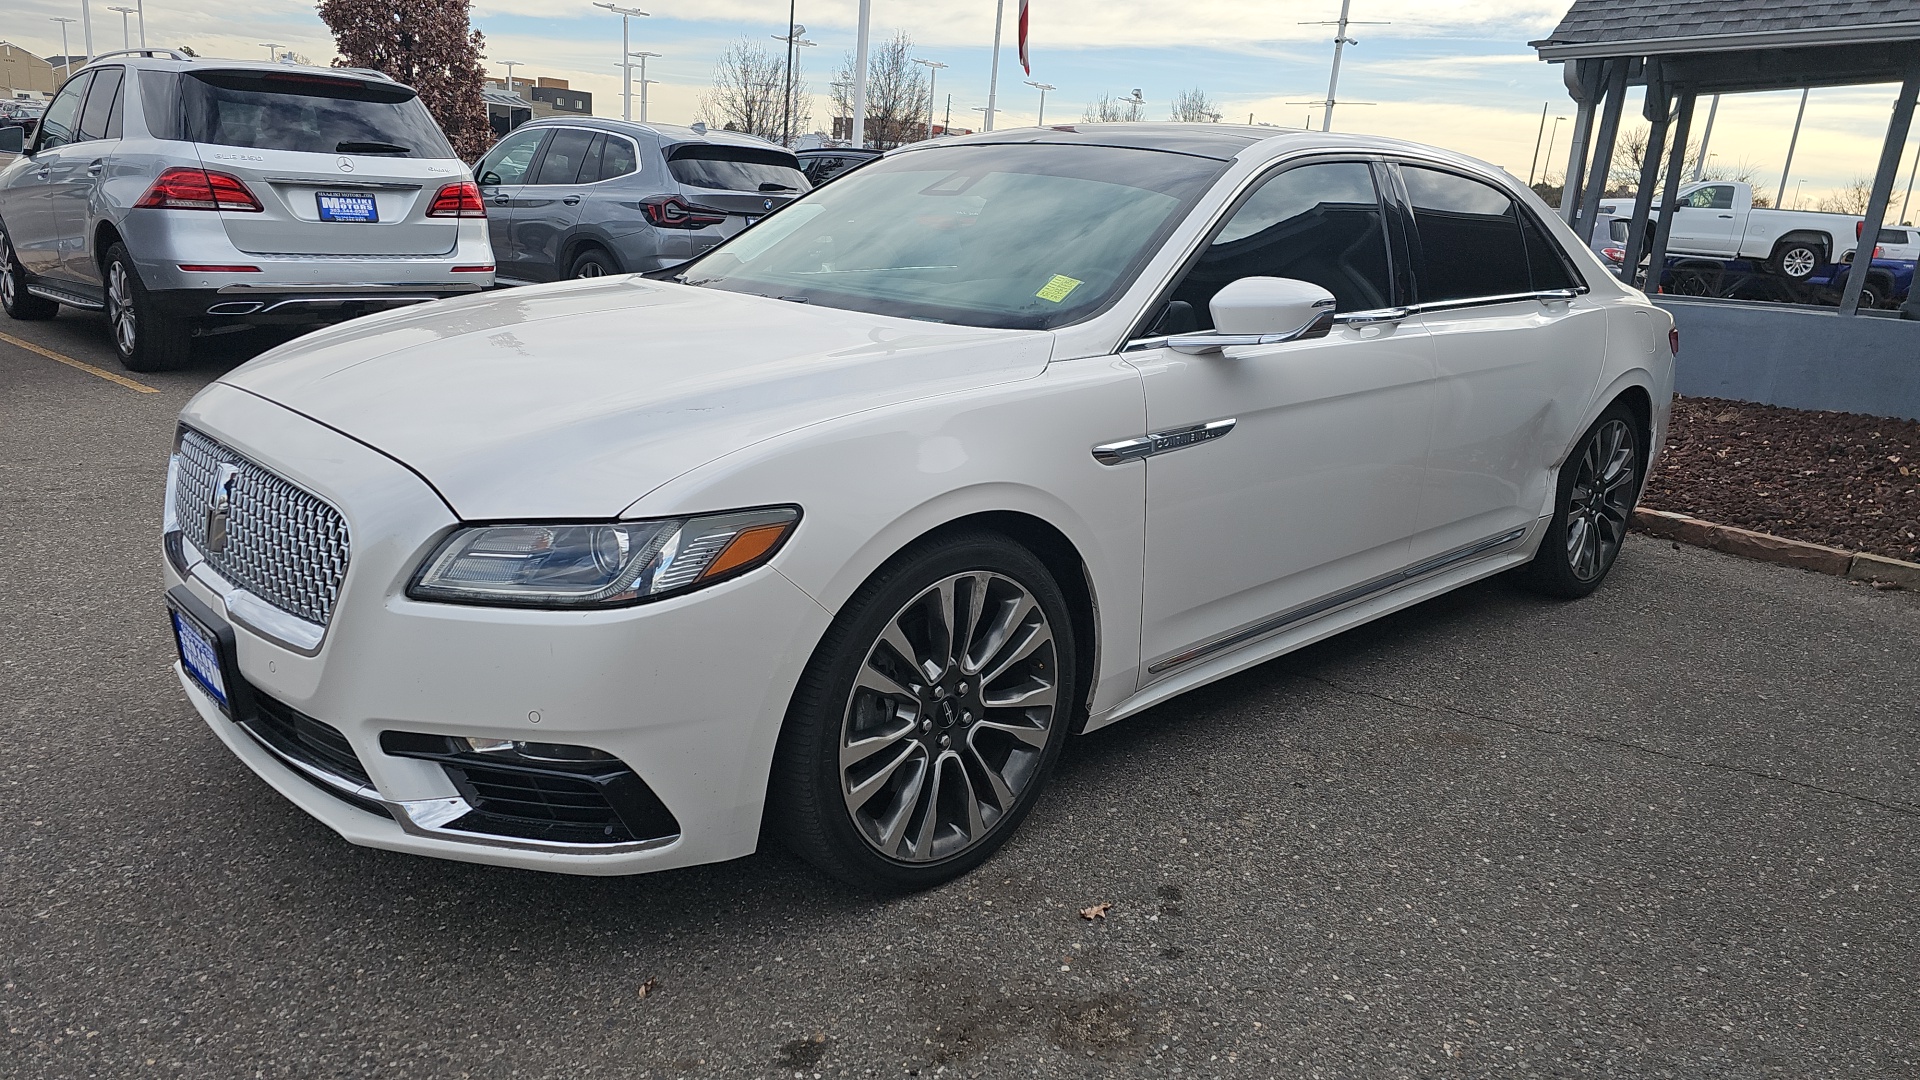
top-left (1146, 526), bottom-right (1530, 674)
top-left (1167, 301), bottom-right (1336, 354)
top-left (1093, 418), bottom-right (1237, 466)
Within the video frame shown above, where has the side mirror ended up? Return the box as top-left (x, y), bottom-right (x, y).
top-left (478, 170), bottom-right (502, 186)
top-left (1168, 276), bottom-right (1337, 354)
top-left (0, 127), bottom-right (24, 155)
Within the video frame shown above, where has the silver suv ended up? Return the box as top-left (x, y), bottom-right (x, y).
top-left (0, 50), bottom-right (494, 371)
top-left (473, 118), bottom-right (807, 283)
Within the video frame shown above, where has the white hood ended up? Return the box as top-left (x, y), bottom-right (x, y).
top-left (220, 278), bottom-right (1054, 520)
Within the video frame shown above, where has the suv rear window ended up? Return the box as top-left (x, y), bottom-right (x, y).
top-left (666, 144), bottom-right (805, 193)
top-left (143, 69), bottom-right (455, 159)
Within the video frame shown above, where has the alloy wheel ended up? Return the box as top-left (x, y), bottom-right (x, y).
top-left (1565, 418), bottom-right (1636, 581)
top-left (108, 260), bottom-right (137, 355)
top-left (1780, 246), bottom-right (1818, 278)
top-left (839, 571), bottom-right (1058, 863)
top-left (574, 261), bottom-right (604, 278)
top-left (0, 258), bottom-right (15, 310)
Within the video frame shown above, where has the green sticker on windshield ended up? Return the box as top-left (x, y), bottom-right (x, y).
top-left (1036, 275), bottom-right (1083, 303)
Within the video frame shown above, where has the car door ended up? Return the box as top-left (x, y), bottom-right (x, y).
top-left (7, 71), bottom-right (90, 278)
top-left (1666, 183), bottom-right (1739, 255)
top-left (473, 126), bottom-right (547, 282)
top-left (509, 125), bottom-right (595, 281)
top-left (1395, 163), bottom-right (1610, 562)
top-left (54, 65), bottom-right (124, 286)
top-left (1129, 159), bottom-right (1435, 681)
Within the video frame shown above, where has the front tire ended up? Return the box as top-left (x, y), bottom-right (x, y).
top-left (1521, 402), bottom-right (1644, 599)
top-left (568, 247), bottom-right (619, 278)
top-left (768, 533), bottom-right (1078, 892)
top-left (104, 242), bottom-right (193, 372)
top-left (1771, 240), bottom-right (1823, 281)
top-left (1, 230), bottom-right (59, 320)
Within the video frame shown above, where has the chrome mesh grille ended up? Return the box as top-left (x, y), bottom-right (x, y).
top-left (174, 428), bottom-right (350, 626)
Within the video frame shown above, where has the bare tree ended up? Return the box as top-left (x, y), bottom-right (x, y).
top-left (829, 31), bottom-right (930, 150)
top-left (1169, 87), bottom-right (1219, 123)
top-left (1082, 93), bottom-right (1142, 123)
top-left (700, 39), bottom-right (810, 143)
top-left (1817, 178), bottom-right (1873, 215)
top-left (317, 0), bottom-right (491, 160)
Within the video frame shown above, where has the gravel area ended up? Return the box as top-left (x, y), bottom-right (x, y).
top-left (1643, 396), bottom-right (1920, 563)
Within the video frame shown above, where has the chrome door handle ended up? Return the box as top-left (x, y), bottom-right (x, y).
top-left (35, 168), bottom-right (51, 180)
top-left (1335, 306), bottom-right (1411, 326)
top-left (491, 195), bottom-right (509, 205)
top-left (87, 161), bottom-right (104, 175)
top-left (562, 195), bottom-right (581, 205)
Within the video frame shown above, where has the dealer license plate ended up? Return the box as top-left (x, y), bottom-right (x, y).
top-left (171, 604), bottom-right (229, 710)
top-left (316, 192), bottom-right (379, 223)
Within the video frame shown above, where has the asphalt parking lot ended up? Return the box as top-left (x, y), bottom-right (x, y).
top-left (2, 309), bottom-right (1917, 1079)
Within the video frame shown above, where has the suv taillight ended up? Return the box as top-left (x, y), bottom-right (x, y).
top-left (427, 181), bottom-right (486, 218)
top-left (135, 167), bottom-right (263, 212)
top-left (640, 195), bottom-right (728, 229)
top-left (1669, 326), bottom-right (1680, 356)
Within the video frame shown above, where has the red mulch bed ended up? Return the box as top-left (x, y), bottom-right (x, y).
top-left (1641, 396), bottom-right (1920, 563)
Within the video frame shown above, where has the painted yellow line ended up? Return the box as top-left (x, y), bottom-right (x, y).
top-left (0, 329), bottom-right (159, 393)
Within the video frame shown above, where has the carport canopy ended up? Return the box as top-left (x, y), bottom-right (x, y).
top-left (1532, 0), bottom-right (1920, 314)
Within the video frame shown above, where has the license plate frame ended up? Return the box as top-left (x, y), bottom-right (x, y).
top-left (166, 586), bottom-right (251, 718)
top-left (316, 192), bottom-right (379, 223)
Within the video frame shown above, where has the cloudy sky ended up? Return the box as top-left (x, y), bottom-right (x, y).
top-left (8, 0), bottom-right (1917, 213)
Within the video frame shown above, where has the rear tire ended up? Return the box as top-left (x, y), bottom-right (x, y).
top-left (1, 229), bottom-right (59, 321)
top-left (1770, 239), bottom-right (1824, 281)
top-left (1520, 402), bottom-right (1645, 599)
top-left (768, 532), bottom-right (1078, 893)
top-left (103, 242), bottom-right (192, 373)
top-left (568, 247), bottom-right (619, 279)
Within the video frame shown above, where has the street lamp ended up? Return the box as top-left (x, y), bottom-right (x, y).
top-left (1122, 88), bottom-right (1145, 122)
top-left (258, 42), bottom-right (283, 63)
top-left (1541, 115), bottom-right (1567, 187)
top-left (593, 3), bottom-right (651, 122)
top-left (108, 6), bottom-right (135, 51)
top-left (49, 18), bottom-right (76, 76)
top-left (498, 60), bottom-right (522, 101)
top-left (1024, 80), bottom-right (1055, 126)
top-left (629, 51), bottom-right (660, 123)
top-left (772, 23), bottom-right (816, 146)
top-left (913, 58), bottom-right (948, 141)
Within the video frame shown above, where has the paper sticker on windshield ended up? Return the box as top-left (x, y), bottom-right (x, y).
top-left (1036, 275), bottom-right (1083, 303)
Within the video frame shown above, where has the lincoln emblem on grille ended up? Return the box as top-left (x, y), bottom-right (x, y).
top-left (205, 462), bottom-right (241, 553)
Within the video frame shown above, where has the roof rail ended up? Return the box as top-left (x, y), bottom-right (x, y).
top-left (83, 48), bottom-right (191, 63)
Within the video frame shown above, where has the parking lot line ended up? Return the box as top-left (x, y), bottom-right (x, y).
top-left (0, 330), bottom-right (159, 394)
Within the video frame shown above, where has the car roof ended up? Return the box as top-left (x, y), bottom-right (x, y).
top-left (930, 122), bottom-right (1276, 160)
top-left (75, 54), bottom-right (398, 85)
top-left (519, 116), bottom-right (791, 153)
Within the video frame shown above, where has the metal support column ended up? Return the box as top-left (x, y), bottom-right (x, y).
top-left (1619, 66), bottom-right (1671, 284)
top-left (1643, 89), bottom-right (1697, 296)
top-left (1576, 58), bottom-right (1630, 243)
top-left (1560, 59), bottom-right (1603, 224)
top-left (1840, 69), bottom-right (1920, 316)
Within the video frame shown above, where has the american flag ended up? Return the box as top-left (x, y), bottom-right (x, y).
top-left (1018, 0), bottom-right (1031, 75)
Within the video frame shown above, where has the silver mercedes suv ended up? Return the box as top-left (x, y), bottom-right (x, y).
top-left (0, 50), bottom-right (494, 372)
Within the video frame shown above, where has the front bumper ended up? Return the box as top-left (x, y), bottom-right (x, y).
top-left (168, 384), bottom-right (832, 875)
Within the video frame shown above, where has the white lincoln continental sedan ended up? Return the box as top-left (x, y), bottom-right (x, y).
top-left (163, 124), bottom-right (1674, 891)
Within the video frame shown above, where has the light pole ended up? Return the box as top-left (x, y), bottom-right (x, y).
top-left (134, 0), bottom-right (144, 48)
top-left (1527, 101), bottom-right (1548, 186)
top-left (912, 59), bottom-right (948, 141)
top-left (850, 0), bottom-right (872, 148)
top-left (49, 18), bottom-right (76, 76)
top-left (81, 0), bottom-right (94, 61)
top-left (1776, 85), bottom-right (1809, 210)
top-left (108, 6), bottom-right (135, 50)
top-left (1301, 0), bottom-right (1387, 132)
top-left (499, 60), bottom-right (522, 101)
top-left (1122, 88), bottom-right (1145, 122)
top-left (984, 0), bottom-right (1006, 131)
top-left (258, 42), bottom-right (282, 63)
top-left (1693, 94), bottom-right (1720, 180)
top-left (1024, 80), bottom-right (1054, 126)
top-left (1902, 138), bottom-right (1919, 224)
top-left (772, 24), bottom-right (815, 145)
top-left (1541, 116), bottom-right (1567, 187)
top-left (593, 3), bottom-right (650, 122)
top-left (629, 51), bottom-right (660, 123)
top-left (1794, 179), bottom-right (1806, 209)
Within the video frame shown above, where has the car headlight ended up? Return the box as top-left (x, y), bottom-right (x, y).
top-left (407, 506), bottom-right (800, 608)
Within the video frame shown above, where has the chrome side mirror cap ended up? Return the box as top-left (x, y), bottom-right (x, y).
top-left (1167, 276), bottom-right (1338, 354)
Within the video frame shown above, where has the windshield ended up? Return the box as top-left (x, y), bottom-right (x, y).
top-left (666, 143), bottom-right (807, 192)
top-left (677, 142), bottom-right (1227, 329)
top-left (164, 70), bottom-right (456, 158)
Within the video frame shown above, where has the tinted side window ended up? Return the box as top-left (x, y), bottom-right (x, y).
top-left (597, 136), bottom-right (638, 182)
top-left (1403, 166), bottom-right (1532, 302)
top-left (1684, 184), bottom-right (1735, 210)
top-left (1171, 161), bottom-right (1393, 326)
top-left (36, 73), bottom-right (91, 151)
top-left (476, 128), bottom-right (545, 185)
top-left (1521, 212), bottom-right (1581, 291)
top-left (140, 70), bottom-right (182, 139)
top-left (78, 67), bottom-right (124, 142)
top-left (576, 134), bottom-right (605, 184)
top-left (532, 127), bottom-right (595, 185)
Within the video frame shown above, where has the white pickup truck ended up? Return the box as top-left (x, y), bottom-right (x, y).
top-left (1639, 181), bottom-right (1863, 280)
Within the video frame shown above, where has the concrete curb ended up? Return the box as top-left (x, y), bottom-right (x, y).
top-left (1632, 508), bottom-right (1920, 590)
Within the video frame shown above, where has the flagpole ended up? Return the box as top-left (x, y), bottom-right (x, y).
top-left (851, 0), bottom-right (872, 147)
top-left (984, 0), bottom-right (1005, 132)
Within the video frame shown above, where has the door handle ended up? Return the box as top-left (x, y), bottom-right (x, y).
top-left (1717, 214), bottom-right (1733, 218)
top-left (491, 195), bottom-right (509, 205)
top-left (87, 161), bottom-right (104, 175)
top-left (562, 195), bottom-right (581, 206)
top-left (35, 167), bottom-right (51, 180)
top-left (1334, 306), bottom-right (1411, 326)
